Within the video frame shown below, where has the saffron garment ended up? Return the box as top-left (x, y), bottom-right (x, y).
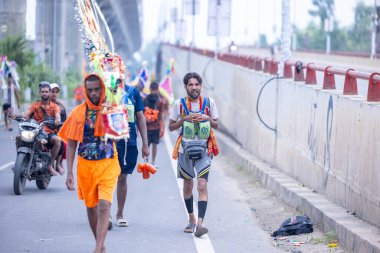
top-left (77, 156), bottom-right (120, 208)
top-left (28, 101), bottom-right (61, 134)
top-left (58, 73), bottom-right (120, 208)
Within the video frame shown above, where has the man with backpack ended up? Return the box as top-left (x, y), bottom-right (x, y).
top-left (143, 82), bottom-right (163, 167)
top-left (169, 72), bottom-right (219, 237)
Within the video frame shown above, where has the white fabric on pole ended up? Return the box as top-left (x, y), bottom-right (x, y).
top-left (278, 0), bottom-right (291, 77)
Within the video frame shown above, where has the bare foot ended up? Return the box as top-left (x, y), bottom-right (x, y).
top-left (56, 163), bottom-right (65, 175)
top-left (48, 164), bottom-right (57, 176)
top-left (93, 246), bottom-right (106, 253)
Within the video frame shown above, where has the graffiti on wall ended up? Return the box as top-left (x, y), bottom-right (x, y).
top-left (307, 103), bottom-right (319, 163)
top-left (307, 96), bottom-right (334, 188)
top-left (323, 96), bottom-right (334, 188)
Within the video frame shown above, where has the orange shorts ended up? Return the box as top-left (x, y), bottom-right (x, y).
top-left (77, 156), bottom-right (121, 208)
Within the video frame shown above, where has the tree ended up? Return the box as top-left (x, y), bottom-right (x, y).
top-left (347, 2), bottom-right (372, 52)
top-left (21, 63), bottom-right (59, 100)
top-left (0, 34), bottom-right (34, 72)
top-left (296, 22), bottom-right (325, 50)
top-left (0, 34), bottom-right (59, 100)
top-left (308, 0), bottom-right (335, 31)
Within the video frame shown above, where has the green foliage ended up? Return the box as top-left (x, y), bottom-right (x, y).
top-left (64, 70), bottom-right (82, 88)
top-left (308, 0), bottom-right (335, 30)
top-left (0, 34), bottom-right (59, 100)
top-left (297, 22), bottom-right (325, 50)
top-left (309, 231), bottom-right (337, 244)
top-left (0, 34), bottom-right (34, 71)
top-left (347, 2), bottom-right (372, 52)
top-left (21, 62), bottom-right (59, 100)
top-left (296, 0), bottom-right (372, 53)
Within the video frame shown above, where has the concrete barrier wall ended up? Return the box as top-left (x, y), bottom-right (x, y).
top-left (162, 45), bottom-right (380, 227)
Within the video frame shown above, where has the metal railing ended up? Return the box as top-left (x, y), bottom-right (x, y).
top-left (168, 44), bottom-right (380, 102)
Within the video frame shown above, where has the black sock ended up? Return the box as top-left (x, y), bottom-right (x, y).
top-left (184, 196), bottom-right (193, 213)
top-left (198, 201), bottom-right (207, 219)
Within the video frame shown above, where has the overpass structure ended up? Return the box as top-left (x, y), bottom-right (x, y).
top-left (97, 0), bottom-right (142, 60)
top-left (161, 44), bottom-right (380, 252)
top-left (33, 0), bottom-right (142, 77)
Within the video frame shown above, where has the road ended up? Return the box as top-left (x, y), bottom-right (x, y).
top-left (0, 122), bottom-right (280, 253)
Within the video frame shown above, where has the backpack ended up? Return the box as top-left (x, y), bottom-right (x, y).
top-left (180, 97), bottom-right (210, 160)
top-left (271, 215), bottom-right (314, 237)
top-left (144, 94), bottom-right (160, 122)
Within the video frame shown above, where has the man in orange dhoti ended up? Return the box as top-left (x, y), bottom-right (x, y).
top-left (58, 74), bottom-right (120, 253)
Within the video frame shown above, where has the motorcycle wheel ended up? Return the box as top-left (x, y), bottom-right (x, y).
top-left (13, 153), bottom-right (29, 195)
top-left (36, 175), bottom-right (51, 190)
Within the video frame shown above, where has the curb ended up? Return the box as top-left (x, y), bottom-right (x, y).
top-left (216, 131), bottom-right (380, 253)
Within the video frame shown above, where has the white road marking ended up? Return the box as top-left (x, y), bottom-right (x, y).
top-left (164, 133), bottom-right (215, 253)
top-left (0, 162), bottom-right (15, 172)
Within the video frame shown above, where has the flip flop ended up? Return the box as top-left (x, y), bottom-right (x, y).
top-left (116, 218), bottom-right (128, 227)
top-left (184, 223), bottom-right (196, 233)
top-left (194, 226), bottom-right (208, 237)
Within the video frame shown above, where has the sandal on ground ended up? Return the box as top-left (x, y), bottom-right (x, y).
top-left (116, 218), bottom-right (128, 227)
top-left (194, 225), bottom-right (208, 237)
top-left (184, 223), bottom-right (196, 233)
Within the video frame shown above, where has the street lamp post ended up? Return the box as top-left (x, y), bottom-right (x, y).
top-left (371, 0), bottom-right (378, 59)
top-left (215, 0), bottom-right (221, 59)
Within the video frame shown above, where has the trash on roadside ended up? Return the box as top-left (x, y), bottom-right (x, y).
top-left (293, 241), bottom-right (304, 247)
top-left (328, 243), bottom-right (338, 248)
top-left (271, 215), bottom-right (314, 237)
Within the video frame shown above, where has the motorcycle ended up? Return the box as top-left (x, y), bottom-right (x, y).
top-left (11, 116), bottom-right (61, 195)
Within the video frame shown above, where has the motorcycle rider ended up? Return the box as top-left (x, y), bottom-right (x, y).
top-left (50, 83), bottom-right (67, 175)
top-left (15, 81), bottom-right (61, 176)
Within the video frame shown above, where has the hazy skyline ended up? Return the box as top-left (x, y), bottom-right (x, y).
top-left (26, 0), bottom-right (377, 49)
top-left (142, 0), bottom-right (376, 48)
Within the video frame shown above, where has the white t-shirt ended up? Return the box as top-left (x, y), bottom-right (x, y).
top-left (169, 97), bottom-right (219, 152)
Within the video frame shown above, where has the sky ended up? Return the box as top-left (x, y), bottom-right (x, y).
top-left (142, 0), bottom-right (377, 49)
top-left (25, 0), bottom-right (377, 49)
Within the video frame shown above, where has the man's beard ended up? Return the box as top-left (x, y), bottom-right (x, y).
top-left (188, 90), bottom-right (199, 100)
top-left (90, 97), bottom-right (99, 105)
top-left (41, 96), bottom-right (49, 102)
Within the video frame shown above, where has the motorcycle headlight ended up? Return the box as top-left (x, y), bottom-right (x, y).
top-left (21, 130), bottom-right (37, 142)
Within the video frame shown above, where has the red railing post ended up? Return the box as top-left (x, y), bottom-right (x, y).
top-left (248, 56), bottom-right (255, 69)
top-left (343, 69), bottom-right (358, 95)
top-left (323, 66), bottom-right (336, 89)
top-left (263, 58), bottom-right (271, 73)
top-left (283, 61), bottom-right (293, 78)
top-left (294, 61), bottom-right (305, 82)
top-left (255, 58), bottom-right (263, 71)
top-left (270, 60), bottom-right (278, 75)
top-left (367, 72), bottom-right (380, 102)
top-left (305, 63), bottom-right (317, 84)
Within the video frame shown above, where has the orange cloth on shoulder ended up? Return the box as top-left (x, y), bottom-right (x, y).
top-left (77, 156), bottom-right (120, 208)
top-left (172, 96), bottom-right (219, 160)
top-left (58, 73), bottom-right (106, 143)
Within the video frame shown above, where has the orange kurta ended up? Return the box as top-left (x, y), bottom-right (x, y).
top-left (58, 73), bottom-right (120, 207)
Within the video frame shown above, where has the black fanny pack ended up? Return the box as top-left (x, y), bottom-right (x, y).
top-left (182, 140), bottom-right (207, 160)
